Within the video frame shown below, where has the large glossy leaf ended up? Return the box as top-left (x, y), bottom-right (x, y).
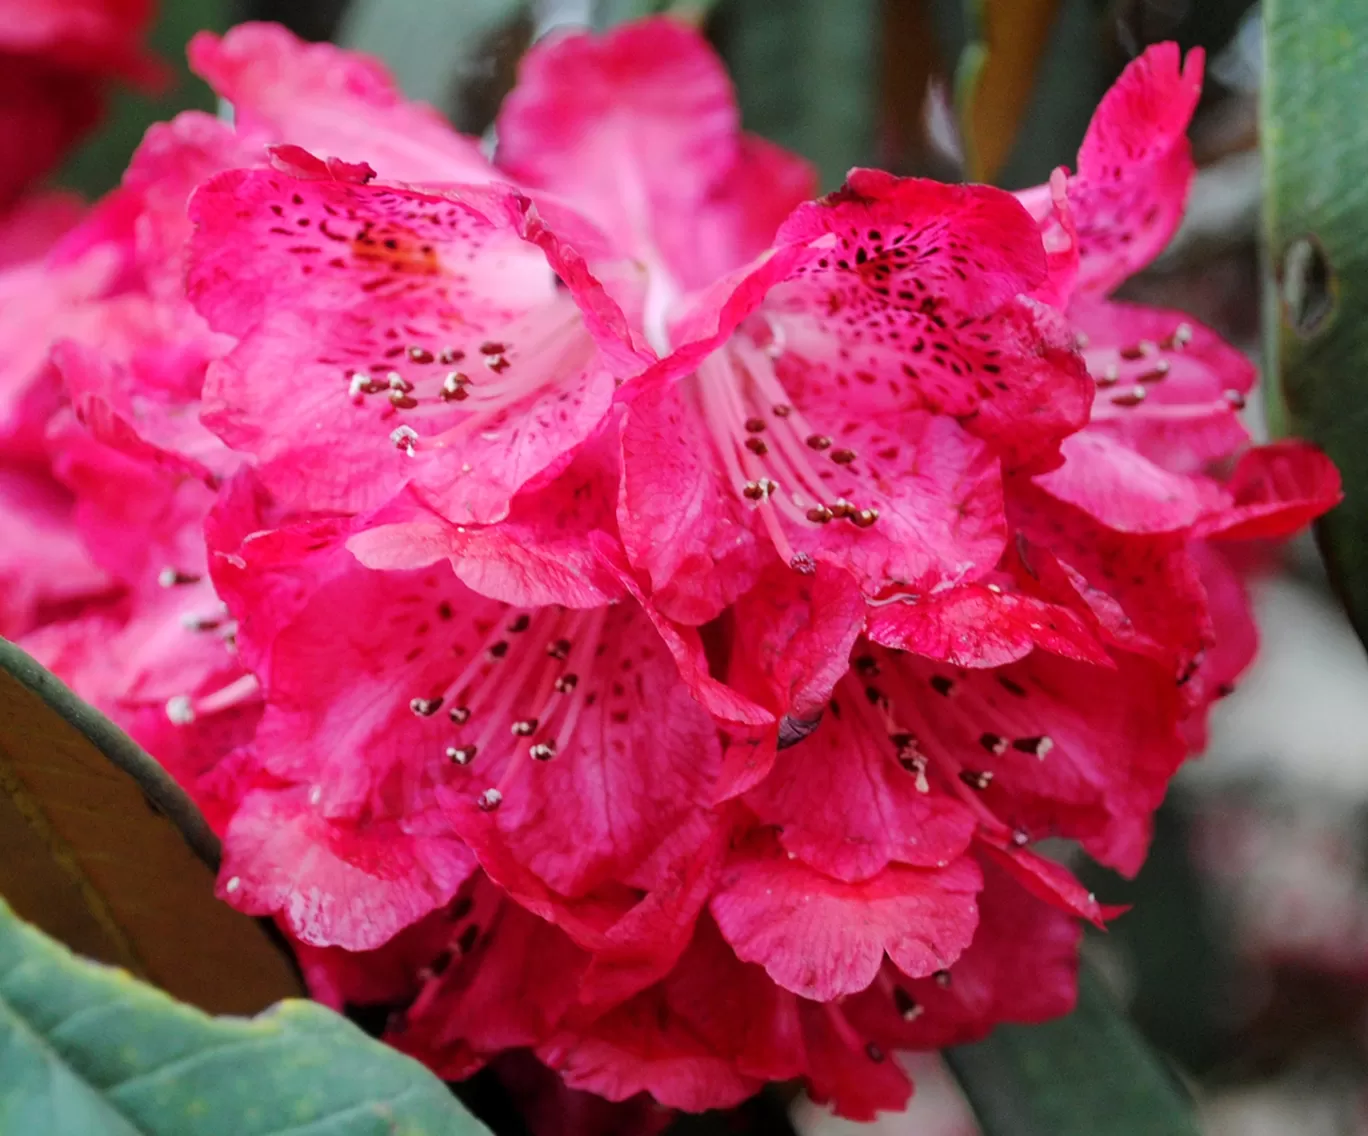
top-left (1262, 0), bottom-right (1368, 645)
top-left (945, 966), bottom-right (1202, 1136)
top-left (0, 898), bottom-right (489, 1135)
top-left (0, 637), bottom-right (301, 1014)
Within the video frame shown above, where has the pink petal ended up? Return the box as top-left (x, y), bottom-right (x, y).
top-left (1034, 431), bottom-right (1208, 533)
top-left (845, 856), bottom-right (1080, 1050)
top-left (496, 17), bottom-right (745, 287)
top-left (866, 584), bottom-right (1112, 669)
top-left (218, 785), bottom-right (477, 950)
top-left (396, 888), bottom-right (590, 1076)
top-left (710, 832), bottom-right (981, 1000)
top-left (0, 190), bottom-right (83, 269)
top-left (617, 383), bottom-right (769, 624)
top-left (728, 558), bottom-right (866, 720)
top-left (1010, 480), bottom-right (1212, 678)
top-left (1074, 297), bottom-right (1253, 473)
top-left (1196, 440), bottom-right (1342, 542)
top-left (0, 465), bottom-right (111, 636)
top-left (122, 110), bottom-right (268, 303)
top-left (768, 169), bottom-right (1091, 466)
top-left (1069, 43), bottom-right (1204, 295)
top-left (347, 436), bottom-right (626, 609)
top-left (889, 647), bottom-right (1188, 876)
top-left (188, 166), bottom-right (638, 517)
top-left (744, 671), bottom-right (977, 881)
top-left (538, 916), bottom-right (805, 1112)
top-left (800, 1002), bottom-right (914, 1121)
top-left (188, 22), bottom-right (492, 184)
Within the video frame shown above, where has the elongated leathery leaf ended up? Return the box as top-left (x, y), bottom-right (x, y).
top-left (945, 966), bottom-right (1201, 1136)
top-left (1263, 0), bottom-right (1368, 647)
top-left (0, 637), bottom-right (301, 1014)
top-left (0, 898), bottom-right (490, 1135)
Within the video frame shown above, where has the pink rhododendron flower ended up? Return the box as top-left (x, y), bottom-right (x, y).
top-left (1, 14), bottom-right (1344, 1125)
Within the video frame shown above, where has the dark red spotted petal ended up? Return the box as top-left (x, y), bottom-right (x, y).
top-left (1068, 43), bottom-right (1204, 296)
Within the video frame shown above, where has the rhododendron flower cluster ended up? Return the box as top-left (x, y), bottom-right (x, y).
top-left (0, 16), bottom-right (1341, 1121)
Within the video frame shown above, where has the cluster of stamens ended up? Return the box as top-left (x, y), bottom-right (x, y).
top-left (404, 606), bottom-right (607, 813)
top-left (1085, 321), bottom-right (1244, 411)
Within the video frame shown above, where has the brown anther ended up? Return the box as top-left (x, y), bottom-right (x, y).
top-left (742, 481), bottom-right (767, 501)
top-left (978, 732), bottom-right (1007, 755)
top-left (440, 371), bottom-right (471, 401)
top-left (744, 417), bottom-right (767, 433)
top-left (805, 434), bottom-right (832, 451)
top-left (554, 673), bottom-right (579, 693)
top-left (449, 706), bottom-right (471, 724)
top-left (829, 499), bottom-right (855, 519)
top-left (511, 718), bottom-right (538, 737)
top-left (772, 403), bottom-right (793, 418)
top-left (1110, 385), bottom-right (1147, 407)
top-left (487, 641), bottom-right (509, 659)
top-left (1013, 735), bottom-right (1054, 758)
top-left (933, 970), bottom-right (953, 988)
top-left (893, 987), bottom-right (922, 1021)
top-left (1170, 322), bottom-right (1194, 348)
top-left (1096, 363), bottom-right (1120, 387)
top-left (959, 769), bottom-right (993, 790)
top-left (758, 478), bottom-right (779, 496)
top-left (1137, 361), bottom-right (1171, 383)
top-left (507, 614), bottom-right (531, 633)
top-left (547, 638), bottom-right (571, 660)
top-left (447, 744), bottom-right (477, 765)
top-left (1224, 389), bottom-right (1247, 409)
top-left (865, 1043), bottom-right (886, 1063)
top-left (407, 346), bottom-right (435, 364)
top-left (830, 448), bottom-right (857, 465)
top-left (477, 788), bottom-right (502, 811)
top-left (388, 391), bottom-right (418, 409)
top-left (485, 354), bottom-right (510, 374)
top-left (852, 507), bottom-right (879, 528)
top-left (1119, 340), bottom-right (1157, 360)
top-left (854, 655), bottom-right (880, 677)
top-left (529, 741), bottom-right (557, 761)
top-left (478, 341), bottom-right (506, 355)
top-left (806, 505), bottom-right (834, 524)
top-left (438, 347), bottom-right (464, 365)
top-left (930, 675), bottom-right (955, 696)
top-left (410, 696), bottom-right (443, 717)
top-left (387, 371), bottom-right (413, 392)
top-left (744, 436), bottom-right (769, 456)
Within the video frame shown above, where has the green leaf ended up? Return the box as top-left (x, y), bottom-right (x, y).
top-left (1262, 0), bottom-right (1368, 644)
top-left (0, 638), bottom-right (302, 1014)
top-left (0, 897), bottom-right (489, 1135)
top-left (945, 966), bottom-right (1202, 1136)
top-left (714, 0), bottom-right (879, 190)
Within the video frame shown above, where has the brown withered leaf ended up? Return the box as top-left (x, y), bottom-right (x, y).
top-left (0, 636), bottom-right (302, 1013)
